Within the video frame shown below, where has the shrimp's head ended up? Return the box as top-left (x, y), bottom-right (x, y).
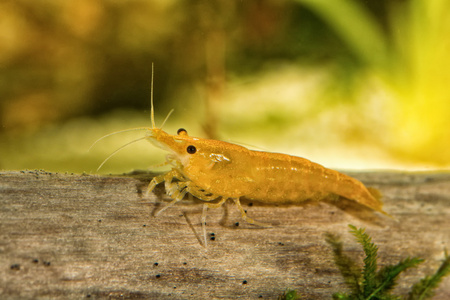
top-left (145, 127), bottom-right (194, 169)
top-left (146, 127), bottom-right (242, 178)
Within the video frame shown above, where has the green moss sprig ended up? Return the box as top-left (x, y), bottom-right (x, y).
top-left (327, 225), bottom-right (449, 300)
top-left (279, 225), bottom-right (450, 299)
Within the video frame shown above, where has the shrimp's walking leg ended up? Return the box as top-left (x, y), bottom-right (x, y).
top-left (146, 174), bottom-right (166, 197)
top-left (232, 198), bottom-right (270, 227)
top-left (147, 169), bottom-right (189, 216)
top-left (204, 197), bottom-right (227, 209)
top-left (200, 198), bottom-right (227, 248)
top-left (164, 169), bottom-right (184, 195)
top-left (146, 169), bottom-right (183, 197)
top-left (201, 204), bottom-right (208, 248)
top-left (155, 182), bottom-right (189, 216)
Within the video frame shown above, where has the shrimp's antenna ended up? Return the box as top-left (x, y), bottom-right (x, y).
top-left (160, 109), bottom-right (174, 129)
top-left (96, 136), bottom-right (147, 171)
top-left (151, 63), bottom-right (156, 129)
top-left (88, 127), bottom-right (148, 152)
top-left (149, 63), bottom-right (174, 129)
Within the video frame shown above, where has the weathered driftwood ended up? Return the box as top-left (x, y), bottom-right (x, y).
top-left (0, 170), bottom-right (449, 299)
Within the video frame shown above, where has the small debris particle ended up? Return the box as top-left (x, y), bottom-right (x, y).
top-left (235, 222), bottom-right (239, 226)
top-left (278, 242), bottom-right (284, 246)
top-left (32, 259), bottom-right (39, 263)
top-left (86, 294), bottom-right (91, 298)
top-left (155, 274), bottom-right (161, 278)
top-left (242, 280), bottom-right (248, 284)
top-left (154, 262), bottom-right (158, 266)
top-left (43, 261), bottom-right (51, 266)
top-left (248, 202), bottom-right (253, 206)
top-left (10, 264), bottom-right (20, 270)
top-left (210, 236), bottom-right (215, 241)
top-left (183, 262), bottom-right (187, 265)
top-left (210, 232), bottom-right (215, 236)
top-left (98, 219), bottom-right (102, 223)
top-left (143, 224), bottom-right (146, 227)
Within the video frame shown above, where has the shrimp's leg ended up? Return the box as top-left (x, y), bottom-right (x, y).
top-left (166, 181), bottom-right (186, 198)
top-left (146, 169), bottom-right (183, 197)
top-left (201, 204), bottom-right (208, 248)
top-left (204, 197), bottom-right (227, 209)
top-left (147, 169), bottom-right (189, 215)
top-left (163, 169), bottom-right (184, 195)
top-left (200, 198), bottom-right (227, 248)
top-left (155, 183), bottom-right (189, 216)
top-left (146, 174), bottom-right (166, 197)
top-left (232, 198), bottom-right (270, 227)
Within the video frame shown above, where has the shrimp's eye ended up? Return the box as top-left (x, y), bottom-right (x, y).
top-left (186, 145), bottom-right (196, 154)
top-left (177, 128), bottom-right (188, 135)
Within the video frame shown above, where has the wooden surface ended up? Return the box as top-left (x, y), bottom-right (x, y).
top-left (0, 170), bottom-right (449, 299)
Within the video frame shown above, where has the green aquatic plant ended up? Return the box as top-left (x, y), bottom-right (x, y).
top-left (408, 249), bottom-right (450, 300)
top-left (327, 225), bottom-right (449, 300)
top-left (279, 225), bottom-right (450, 299)
top-left (277, 288), bottom-right (300, 300)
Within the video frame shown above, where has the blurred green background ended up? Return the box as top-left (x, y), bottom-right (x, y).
top-left (1, 0), bottom-right (449, 174)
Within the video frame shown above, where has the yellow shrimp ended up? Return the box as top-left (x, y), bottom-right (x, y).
top-left (96, 65), bottom-right (387, 246)
top-left (146, 127), bottom-right (386, 220)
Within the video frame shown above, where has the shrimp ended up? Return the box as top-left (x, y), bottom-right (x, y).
top-left (95, 65), bottom-right (387, 247)
top-left (146, 127), bottom-right (386, 219)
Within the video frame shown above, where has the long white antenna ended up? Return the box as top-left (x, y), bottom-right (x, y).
top-left (96, 136), bottom-right (147, 171)
top-left (88, 127), bottom-right (148, 152)
top-left (151, 62), bottom-right (156, 128)
top-left (160, 109), bottom-right (174, 129)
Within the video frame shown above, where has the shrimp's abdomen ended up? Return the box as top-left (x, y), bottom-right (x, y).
top-left (244, 151), bottom-right (384, 212)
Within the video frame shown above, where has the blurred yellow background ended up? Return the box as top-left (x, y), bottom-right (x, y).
top-left (1, 0), bottom-right (449, 173)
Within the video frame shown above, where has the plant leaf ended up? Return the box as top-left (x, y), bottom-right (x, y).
top-left (348, 224), bottom-right (378, 297)
top-left (372, 257), bottom-right (424, 298)
top-left (408, 250), bottom-right (450, 300)
top-left (277, 289), bottom-right (300, 300)
top-left (332, 292), bottom-right (350, 300)
top-left (326, 233), bottom-right (362, 294)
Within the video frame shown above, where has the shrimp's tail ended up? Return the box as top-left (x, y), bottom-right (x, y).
top-left (333, 173), bottom-right (392, 218)
top-left (367, 187), bottom-right (382, 203)
top-left (367, 187), bottom-right (394, 218)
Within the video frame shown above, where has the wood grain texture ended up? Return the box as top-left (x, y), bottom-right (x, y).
top-left (0, 170), bottom-right (449, 299)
